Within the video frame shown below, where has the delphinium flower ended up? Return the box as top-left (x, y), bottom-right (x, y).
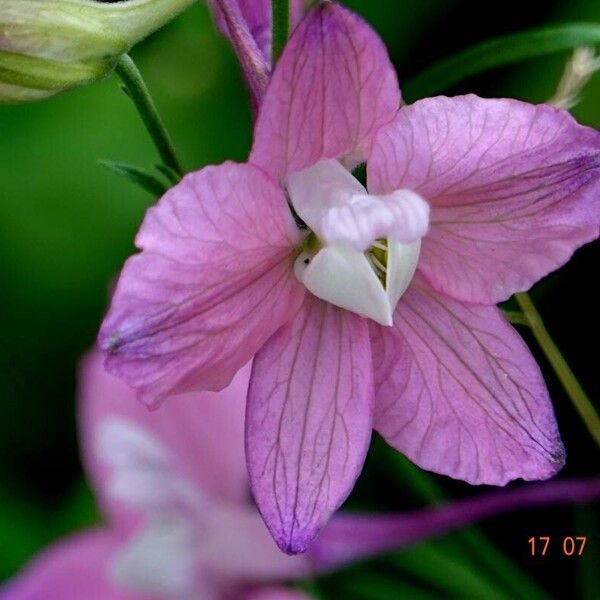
top-left (0, 0), bottom-right (196, 102)
top-left (4, 351), bottom-right (600, 600)
top-left (99, 1), bottom-right (600, 553)
top-left (2, 354), bottom-right (310, 600)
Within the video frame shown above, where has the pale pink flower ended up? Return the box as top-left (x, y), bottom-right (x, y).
top-left (99, 2), bottom-right (600, 552)
top-left (4, 352), bottom-right (600, 600)
top-left (2, 354), bottom-right (309, 599)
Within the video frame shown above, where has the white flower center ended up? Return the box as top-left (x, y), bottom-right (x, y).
top-left (287, 160), bottom-right (429, 326)
top-left (97, 418), bottom-right (203, 599)
top-left (110, 514), bottom-right (199, 600)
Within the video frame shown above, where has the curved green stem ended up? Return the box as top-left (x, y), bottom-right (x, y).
top-left (272, 0), bottom-right (290, 65)
top-left (515, 292), bottom-right (600, 448)
top-left (115, 54), bottom-right (183, 176)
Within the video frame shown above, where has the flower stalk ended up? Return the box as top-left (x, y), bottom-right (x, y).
top-left (515, 292), bottom-right (600, 448)
top-left (510, 51), bottom-right (600, 450)
top-left (115, 54), bottom-right (183, 176)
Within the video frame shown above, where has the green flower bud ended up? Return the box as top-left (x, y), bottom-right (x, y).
top-left (0, 0), bottom-right (195, 103)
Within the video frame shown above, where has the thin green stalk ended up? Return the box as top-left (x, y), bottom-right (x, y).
top-left (272, 0), bottom-right (290, 65)
top-left (115, 54), bottom-right (183, 176)
top-left (516, 292), bottom-right (600, 447)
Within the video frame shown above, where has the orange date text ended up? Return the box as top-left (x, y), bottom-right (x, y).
top-left (528, 536), bottom-right (587, 556)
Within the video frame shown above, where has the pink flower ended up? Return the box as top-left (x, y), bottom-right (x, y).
top-left (99, 2), bottom-right (600, 553)
top-left (3, 353), bottom-right (310, 599)
top-left (4, 352), bottom-right (600, 599)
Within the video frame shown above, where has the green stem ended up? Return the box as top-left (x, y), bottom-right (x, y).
top-left (515, 292), bottom-right (600, 447)
top-left (115, 54), bottom-right (183, 176)
top-left (272, 0), bottom-right (290, 65)
top-left (502, 309), bottom-right (529, 326)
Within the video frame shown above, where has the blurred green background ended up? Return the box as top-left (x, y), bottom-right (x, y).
top-left (0, 0), bottom-right (598, 597)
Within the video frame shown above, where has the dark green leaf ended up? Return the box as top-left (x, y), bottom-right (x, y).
top-left (99, 159), bottom-right (168, 197)
top-left (155, 163), bottom-right (182, 185)
top-left (337, 572), bottom-right (439, 600)
top-left (405, 23), bottom-right (600, 100)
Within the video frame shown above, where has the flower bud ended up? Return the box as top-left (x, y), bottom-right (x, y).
top-left (0, 0), bottom-right (195, 102)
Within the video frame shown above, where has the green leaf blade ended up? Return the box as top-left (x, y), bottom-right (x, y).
top-left (405, 23), bottom-right (600, 100)
top-left (99, 159), bottom-right (168, 197)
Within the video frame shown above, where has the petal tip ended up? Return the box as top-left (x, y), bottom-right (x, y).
top-left (541, 442), bottom-right (567, 479)
top-left (275, 529), bottom-right (317, 556)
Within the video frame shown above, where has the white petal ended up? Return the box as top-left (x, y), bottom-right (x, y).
top-left (98, 418), bottom-right (170, 470)
top-left (96, 418), bottom-right (202, 513)
top-left (386, 240), bottom-right (421, 310)
top-left (287, 159), bottom-right (429, 251)
top-left (110, 515), bottom-right (200, 600)
top-left (295, 243), bottom-right (393, 326)
top-left (287, 159), bottom-right (367, 236)
top-left (321, 189), bottom-right (429, 250)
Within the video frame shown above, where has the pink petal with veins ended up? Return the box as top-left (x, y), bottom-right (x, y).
top-left (371, 276), bottom-right (564, 485)
top-left (250, 2), bottom-right (400, 182)
top-left (98, 162), bottom-right (304, 408)
top-left (369, 95), bottom-right (600, 303)
top-left (246, 295), bottom-right (374, 554)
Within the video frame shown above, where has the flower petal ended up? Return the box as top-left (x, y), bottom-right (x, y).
top-left (196, 506), bottom-right (310, 581)
top-left (1, 530), bottom-right (136, 600)
top-left (98, 162), bottom-right (304, 407)
top-left (81, 351), bottom-right (251, 525)
top-left (110, 515), bottom-right (199, 600)
top-left (250, 3), bottom-right (400, 182)
top-left (287, 159), bottom-right (429, 250)
top-left (386, 240), bottom-right (421, 311)
top-left (246, 296), bottom-right (374, 554)
top-left (369, 95), bottom-right (600, 303)
top-left (295, 243), bottom-right (393, 326)
top-left (208, 0), bottom-right (308, 60)
top-left (371, 277), bottom-right (565, 485)
top-left (80, 352), bottom-right (312, 584)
